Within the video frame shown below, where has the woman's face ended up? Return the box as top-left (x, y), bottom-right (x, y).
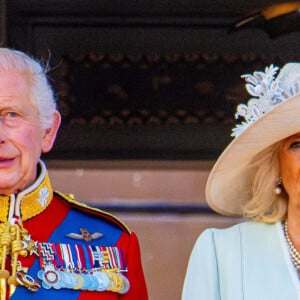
top-left (279, 133), bottom-right (300, 206)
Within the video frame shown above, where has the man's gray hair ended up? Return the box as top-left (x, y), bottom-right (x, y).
top-left (0, 48), bottom-right (57, 129)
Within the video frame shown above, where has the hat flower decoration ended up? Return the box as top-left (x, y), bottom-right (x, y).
top-left (232, 64), bottom-right (300, 137)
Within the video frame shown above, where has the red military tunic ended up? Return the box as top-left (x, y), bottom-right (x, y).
top-left (0, 161), bottom-right (148, 299)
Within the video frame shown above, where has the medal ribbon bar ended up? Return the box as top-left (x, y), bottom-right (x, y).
top-left (37, 242), bottom-right (130, 294)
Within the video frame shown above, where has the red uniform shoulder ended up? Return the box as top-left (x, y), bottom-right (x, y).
top-left (54, 190), bottom-right (131, 235)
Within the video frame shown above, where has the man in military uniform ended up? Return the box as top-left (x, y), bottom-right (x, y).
top-left (0, 48), bottom-right (148, 299)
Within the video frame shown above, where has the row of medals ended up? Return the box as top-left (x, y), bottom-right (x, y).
top-left (36, 264), bottom-right (130, 294)
top-left (17, 266), bottom-right (130, 294)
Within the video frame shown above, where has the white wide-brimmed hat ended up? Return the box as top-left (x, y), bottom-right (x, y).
top-left (206, 62), bottom-right (300, 216)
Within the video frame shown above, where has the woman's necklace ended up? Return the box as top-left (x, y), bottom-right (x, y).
top-left (283, 220), bottom-right (300, 271)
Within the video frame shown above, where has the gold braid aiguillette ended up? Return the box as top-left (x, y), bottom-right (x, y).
top-left (0, 221), bottom-right (39, 299)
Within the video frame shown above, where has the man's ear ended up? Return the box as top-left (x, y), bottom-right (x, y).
top-left (41, 110), bottom-right (61, 153)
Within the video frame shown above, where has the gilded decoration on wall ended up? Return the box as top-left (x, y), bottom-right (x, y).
top-left (52, 53), bottom-right (297, 128)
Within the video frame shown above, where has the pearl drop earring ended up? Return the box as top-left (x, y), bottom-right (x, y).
top-left (275, 176), bottom-right (282, 195)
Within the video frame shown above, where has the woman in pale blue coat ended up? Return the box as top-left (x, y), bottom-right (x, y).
top-left (182, 63), bottom-right (300, 300)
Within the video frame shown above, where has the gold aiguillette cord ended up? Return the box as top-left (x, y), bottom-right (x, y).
top-left (0, 223), bottom-right (11, 300)
top-left (0, 221), bottom-right (39, 298)
top-left (8, 224), bottom-right (23, 297)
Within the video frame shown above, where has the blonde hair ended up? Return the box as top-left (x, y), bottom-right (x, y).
top-left (243, 141), bottom-right (288, 223)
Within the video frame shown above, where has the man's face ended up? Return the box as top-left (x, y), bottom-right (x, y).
top-left (0, 70), bottom-right (60, 194)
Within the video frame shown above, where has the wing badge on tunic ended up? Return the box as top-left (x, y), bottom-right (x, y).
top-left (66, 228), bottom-right (104, 242)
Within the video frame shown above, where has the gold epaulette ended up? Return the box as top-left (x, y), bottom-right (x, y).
top-left (54, 191), bottom-right (131, 235)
